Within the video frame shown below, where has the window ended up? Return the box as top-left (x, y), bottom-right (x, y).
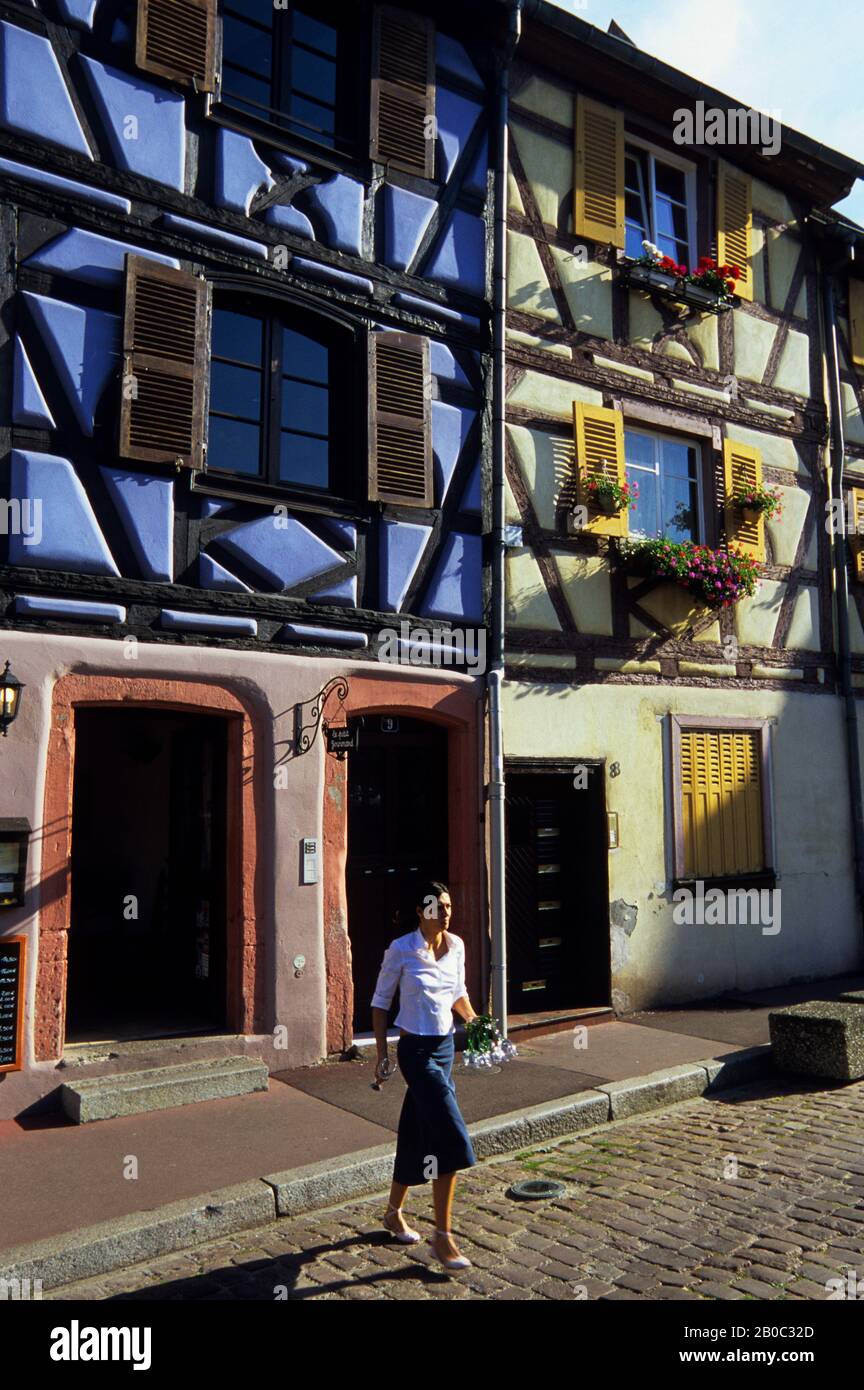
top-left (671, 717), bottom-right (774, 883)
top-left (624, 142), bottom-right (694, 266)
top-left (219, 0), bottom-right (348, 149)
top-left (207, 300), bottom-right (347, 494)
top-left (624, 428), bottom-right (701, 543)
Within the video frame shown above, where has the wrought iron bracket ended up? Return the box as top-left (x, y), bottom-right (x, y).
top-left (294, 677), bottom-right (349, 757)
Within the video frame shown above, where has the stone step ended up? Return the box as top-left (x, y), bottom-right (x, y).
top-left (60, 1056), bottom-right (269, 1124)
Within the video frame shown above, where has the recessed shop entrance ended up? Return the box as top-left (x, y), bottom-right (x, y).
top-left (346, 715), bottom-right (449, 1035)
top-left (505, 763), bottom-right (610, 1016)
top-left (65, 708), bottom-right (229, 1044)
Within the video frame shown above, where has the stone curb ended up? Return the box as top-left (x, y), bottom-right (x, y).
top-left (0, 1045), bottom-right (774, 1294)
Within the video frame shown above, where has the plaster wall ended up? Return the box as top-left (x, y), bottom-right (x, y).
top-left (503, 678), bottom-right (862, 1012)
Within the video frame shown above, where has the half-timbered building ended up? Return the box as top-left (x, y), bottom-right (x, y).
top-left (0, 0), bottom-right (499, 1110)
top-left (500, 3), bottom-right (864, 1020)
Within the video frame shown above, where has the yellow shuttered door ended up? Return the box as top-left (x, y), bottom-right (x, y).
top-left (680, 730), bottom-right (764, 877)
top-left (723, 438), bottom-right (765, 561)
top-left (717, 164), bottom-right (753, 302)
top-left (573, 402), bottom-right (628, 538)
top-left (850, 278), bottom-right (864, 372)
top-left (851, 488), bottom-right (864, 581)
top-left (574, 95), bottom-right (624, 248)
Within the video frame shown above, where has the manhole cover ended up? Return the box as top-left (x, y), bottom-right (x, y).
top-left (507, 1178), bottom-right (568, 1201)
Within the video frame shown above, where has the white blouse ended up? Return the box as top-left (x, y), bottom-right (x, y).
top-left (370, 927), bottom-right (467, 1036)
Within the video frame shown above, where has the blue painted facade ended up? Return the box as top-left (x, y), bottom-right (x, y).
top-left (1, 1), bottom-right (493, 658)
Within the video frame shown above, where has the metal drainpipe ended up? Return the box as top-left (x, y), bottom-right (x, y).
top-left (820, 249), bottom-right (864, 929)
top-left (488, 0), bottom-right (523, 1035)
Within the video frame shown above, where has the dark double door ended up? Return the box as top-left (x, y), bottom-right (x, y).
top-left (505, 768), bottom-right (610, 1015)
top-left (346, 716), bottom-right (448, 1034)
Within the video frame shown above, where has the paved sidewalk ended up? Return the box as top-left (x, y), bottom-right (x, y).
top-left (0, 975), bottom-right (859, 1266)
top-left (46, 1077), bottom-right (864, 1301)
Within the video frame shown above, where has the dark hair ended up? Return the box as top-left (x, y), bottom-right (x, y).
top-left (394, 879), bottom-right (450, 931)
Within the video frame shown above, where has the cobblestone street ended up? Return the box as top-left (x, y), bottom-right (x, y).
top-left (47, 1078), bottom-right (864, 1302)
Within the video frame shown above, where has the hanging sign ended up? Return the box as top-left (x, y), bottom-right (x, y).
top-left (325, 724), bottom-right (356, 756)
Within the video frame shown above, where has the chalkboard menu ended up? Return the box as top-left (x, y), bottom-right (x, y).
top-left (0, 935), bottom-right (25, 1072)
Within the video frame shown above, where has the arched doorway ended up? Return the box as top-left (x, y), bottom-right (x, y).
top-left (346, 714), bottom-right (449, 1036)
top-left (66, 707), bottom-right (229, 1043)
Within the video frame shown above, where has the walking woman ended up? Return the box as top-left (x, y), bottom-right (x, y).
top-left (370, 879), bottom-right (478, 1271)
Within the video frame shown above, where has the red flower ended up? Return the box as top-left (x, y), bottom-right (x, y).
top-left (730, 265), bottom-right (741, 279)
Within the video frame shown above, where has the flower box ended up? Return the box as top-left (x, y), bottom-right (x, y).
top-left (627, 265), bottom-right (680, 293)
top-left (616, 538), bottom-right (761, 609)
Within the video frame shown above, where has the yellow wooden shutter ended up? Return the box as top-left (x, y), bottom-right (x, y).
top-left (850, 278), bottom-right (864, 372)
top-left (723, 438), bottom-right (764, 561)
top-left (850, 488), bottom-right (864, 581)
top-left (573, 402), bottom-right (628, 538)
top-left (573, 96), bottom-right (624, 248)
top-left (680, 729), bottom-right (764, 877)
top-left (717, 164), bottom-right (753, 302)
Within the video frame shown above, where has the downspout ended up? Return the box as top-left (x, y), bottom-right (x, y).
top-left (488, 0), bottom-right (523, 1035)
top-left (820, 239), bottom-right (864, 930)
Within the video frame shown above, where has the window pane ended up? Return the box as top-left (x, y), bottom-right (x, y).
top-left (293, 49), bottom-right (336, 105)
top-left (282, 328), bottom-right (328, 383)
top-left (625, 223), bottom-right (646, 258)
top-left (657, 232), bottom-right (689, 264)
top-left (295, 10), bottom-right (337, 56)
top-left (207, 416), bottom-right (261, 475)
top-left (280, 432), bottom-right (329, 487)
top-left (221, 65), bottom-right (272, 113)
top-left (289, 93), bottom-right (336, 139)
top-left (212, 310), bottom-right (263, 368)
top-left (624, 431), bottom-right (655, 469)
top-left (662, 473), bottom-right (698, 541)
top-left (223, 15), bottom-right (272, 75)
top-left (655, 197), bottom-right (688, 244)
top-left (226, 0), bottom-right (274, 25)
top-left (662, 439), bottom-right (698, 480)
top-left (654, 161), bottom-right (686, 202)
top-left (282, 378), bottom-right (329, 435)
top-left (626, 465), bottom-right (657, 537)
top-left (210, 361), bottom-right (261, 422)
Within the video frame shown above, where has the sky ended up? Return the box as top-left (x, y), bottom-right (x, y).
top-left (545, 0), bottom-right (864, 225)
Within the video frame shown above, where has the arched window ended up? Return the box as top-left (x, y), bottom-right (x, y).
top-left (206, 294), bottom-right (355, 497)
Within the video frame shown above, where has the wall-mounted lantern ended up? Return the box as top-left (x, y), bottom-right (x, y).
top-left (0, 662), bottom-right (24, 737)
top-left (0, 820), bottom-right (30, 908)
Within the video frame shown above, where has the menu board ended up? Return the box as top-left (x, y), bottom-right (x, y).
top-left (0, 935), bottom-right (25, 1072)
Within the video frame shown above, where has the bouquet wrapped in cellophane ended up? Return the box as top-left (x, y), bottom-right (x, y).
top-left (463, 1014), bottom-right (518, 1068)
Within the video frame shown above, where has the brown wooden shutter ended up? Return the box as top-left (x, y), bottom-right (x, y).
top-left (370, 5), bottom-right (435, 179)
top-left (136, 0), bottom-right (217, 92)
top-left (717, 164), bottom-right (753, 302)
top-left (368, 331), bottom-right (433, 507)
top-left (723, 438), bottom-right (764, 561)
top-left (119, 256), bottom-right (210, 470)
top-left (849, 278), bottom-right (864, 373)
top-left (573, 401), bottom-right (628, 538)
top-left (573, 96), bottom-right (624, 248)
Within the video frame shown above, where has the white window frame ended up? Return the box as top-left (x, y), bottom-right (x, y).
top-left (623, 136), bottom-right (697, 269)
top-left (624, 424), bottom-right (705, 544)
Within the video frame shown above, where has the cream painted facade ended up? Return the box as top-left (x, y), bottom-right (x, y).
top-left (500, 16), bottom-right (864, 1014)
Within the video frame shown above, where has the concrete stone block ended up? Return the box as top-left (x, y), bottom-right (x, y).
top-left (769, 1002), bottom-right (864, 1081)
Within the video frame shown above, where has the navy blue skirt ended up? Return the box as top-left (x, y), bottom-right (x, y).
top-left (393, 1032), bottom-right (477, 1186)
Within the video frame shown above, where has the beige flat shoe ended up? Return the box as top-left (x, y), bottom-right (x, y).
top-left (428, 1229), bottom-right (471, 1270)
top-left (382, 1205), bottom-right (421, 1243)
